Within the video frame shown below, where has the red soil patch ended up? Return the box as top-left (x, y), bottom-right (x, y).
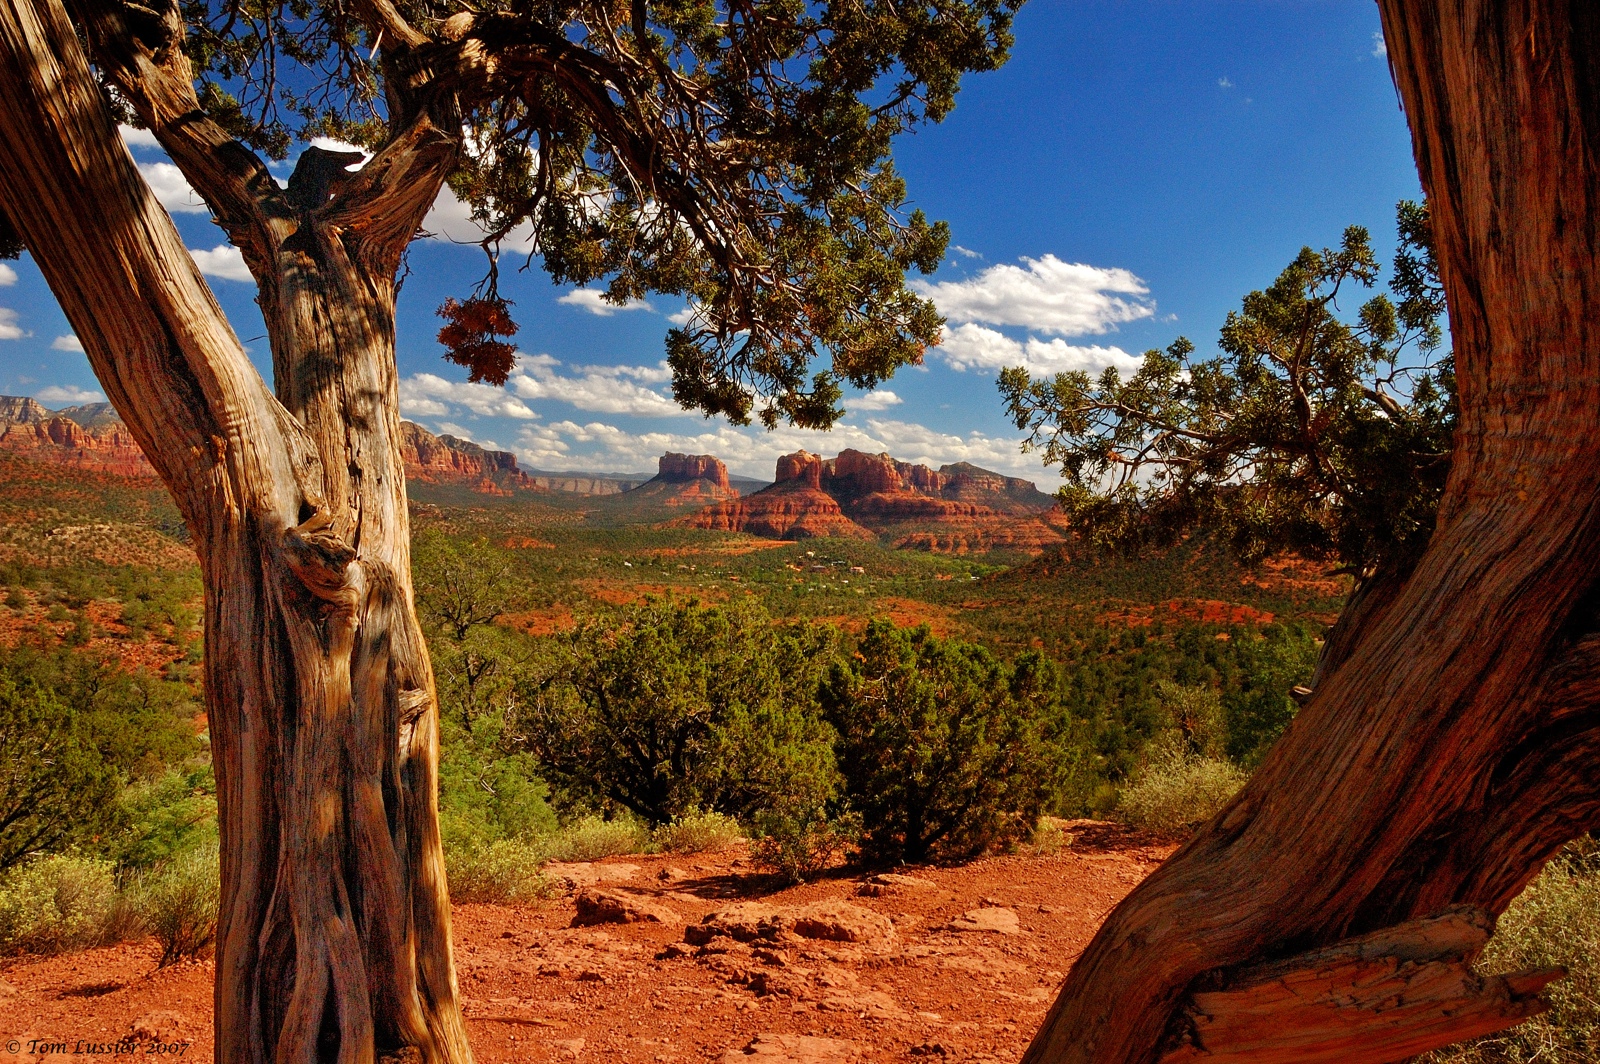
top-left (575, 581), bottom-right (729, 608)
top-left (0, 594), bottom-right (188, 673)
top-left (1096, 599), bottom-right (1276, 628)
top-left (1238, 556), bottom-right (1352, 597)
top-left (506, 605), bottom-right (580, 637)
top-left (0, 823), bottom-right (1169, 1064)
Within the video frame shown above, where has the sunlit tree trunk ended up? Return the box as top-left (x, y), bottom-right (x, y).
top-left (0, 0), bottom-right (472, 1059)
top-left (1020, 3), bottom-right (1600, 1062)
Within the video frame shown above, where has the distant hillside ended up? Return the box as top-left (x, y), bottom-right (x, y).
top-left (0, 398), bottom-right (648, 498)
top-left (679, 448), bottom-right (1069, 552)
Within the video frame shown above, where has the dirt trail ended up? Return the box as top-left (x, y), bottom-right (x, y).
top-left (0, 823), bottom-right (1169, 1064)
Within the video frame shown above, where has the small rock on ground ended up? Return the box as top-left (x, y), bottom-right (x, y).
top-left (945, 907), bottom-right (1023, 935)
top-left (572, 889), bottom-right (681, 927)
top-left (687, 901), bottom-right (894, 947)
top-left (722, 1033), bottom-right (860, 1063)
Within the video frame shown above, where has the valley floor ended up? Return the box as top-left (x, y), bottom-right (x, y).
top-left (0, 823), bottom-right (1169, 1064)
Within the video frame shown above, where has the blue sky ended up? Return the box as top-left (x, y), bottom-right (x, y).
top-left (0, 0), bottom-right (1421, 485)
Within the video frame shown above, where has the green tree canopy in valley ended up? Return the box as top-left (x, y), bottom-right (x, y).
top-left (522, 600), bottom-right (841, 827)
top-left (1000, 202), bottom-right (1453, 580)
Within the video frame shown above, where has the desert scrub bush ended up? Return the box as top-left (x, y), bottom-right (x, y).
top-left (547, 815), bottom-right (650, 862)
top-left (1424, 846), bottom-right (1600, 1063)
top-left (138, 842), bottom-right (220, 966)
top-left (750, 807), bottom-right (858, 884)
top-left (1026, 817), bottom-right (1075, 857)
top-left (1115, 737), bottom-right (1247, 835)
top-left (821, 621), bottom-right (1068, 863)
top-left (524, 601), bottom-right (841, 826)
top-left (0, 854), bottom-right (120, 954)
top-left (0, 668), bottom-right (119, 869)
top-left (446, 839), bottom-right (553, 904)
top-left (653, 810), bottom-right (745, 854)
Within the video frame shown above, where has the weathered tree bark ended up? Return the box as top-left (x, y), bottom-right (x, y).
top-left (0, 0), bottom-right (472, 1060)
top-left (1022, 4), bottom-right (1600, 1062)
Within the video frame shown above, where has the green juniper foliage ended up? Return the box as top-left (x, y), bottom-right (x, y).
top-left (1000, 202), bottom-right (1454, 576)
top-left (99, 0), bottom-right (1023, 428)
top-left (522, 600), bottom-right (841, 826)
top-left (820, 620), bottom-right (1067, 862)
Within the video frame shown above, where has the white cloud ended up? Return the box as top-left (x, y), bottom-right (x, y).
top-left (419, 186), bottom-right (539, 252)
top-left (0, 308), bottom-right (27, 340)
top-left (951, 246), bottom-right (983, 260)
top-left (666, 305), bottom-right (696, 326)
top-left (189, 244), bottom-right (252, 282)
top-left (36, 384), bottom-right (105, 405)
top-left (141, 161), bottom-right (208, 214)
top-left (51, 334), bottom-right (83, 352)
top-left (499, 354), bottom-right (684, 417)
top-left (118, 125), bottom-right (161, 150)
top-left (400, 372), bottom-right (539, 420)
top-left (935, 322), bottom-right (1142, 376)
top-left (511, 414), bottom-right (1048, 484)
top-left (558, 288), bottom-right (653, 316)
top-left (850, 390), bottom-right (903, 411)
top-left (0, 263), bottom-right (15, 286)
top-left (1218, 77), bottom-right (1234, 89)
top-left (1371, 32), bottom-right (1387, 58)
top-left (912, 254), bottom-right (1153, 336)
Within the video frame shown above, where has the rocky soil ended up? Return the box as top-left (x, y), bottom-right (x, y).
top-left (0, 823), bottom-right (1169, 1064)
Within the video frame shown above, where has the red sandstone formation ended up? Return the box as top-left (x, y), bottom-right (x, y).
top-left (680, 448), bottom-right (1063, 550)
top-left (398, 421), bottom-right (542, 495)
top-left (616, 453), bottom-right (740, 508)
top-left (0, 406), bottom-right (156, 477)
top-left (684, 450), bottom-right (874, 539)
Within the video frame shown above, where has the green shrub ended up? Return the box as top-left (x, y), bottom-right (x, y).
top-left (0, 854), bottom-right (120, 954)
top-left (1027, 817), bottom-right (1075, 857)
top-left (138, 843), bottom-right (220, 966)
top-left (1115, 738), bottom-right (1247, 835)
top-left (821, 621), bottom-right (1066, 863)
top-left (525, 601), bottom-right (840, 826)
top-left (0, 670), bottom-right (120, 870)
top-left (104, 766), bottom-right (218, 871)
top-left (750, 807), bottom-right (857, 885)
top-left (447, 839), bottom-right (554, 904)
top-left (546, 815), bottom-right (650, 862)
top-left (1425, 849), bottom-right (1600, 1063)
top-left (654, 810), bottom-right (745, 854)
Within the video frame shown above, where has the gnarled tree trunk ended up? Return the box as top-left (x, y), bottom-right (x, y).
top-left (0, 0), bottom-right (473, 1060)
top-left (1023, 3), bottom-right (1600, 1062)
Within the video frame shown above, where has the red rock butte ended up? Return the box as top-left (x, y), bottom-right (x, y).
top-left (679, 448), bottom-right (1070, 552)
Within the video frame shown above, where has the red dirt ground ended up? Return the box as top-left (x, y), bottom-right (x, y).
top-left (0, 823), bottom-right (1169, 1064)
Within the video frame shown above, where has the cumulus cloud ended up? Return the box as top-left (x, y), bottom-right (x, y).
top-left (936, 322), bottom-right (1141, 376)
top-left (512, 414), bottom-right (1048, 484)
top-left (1371, 31), bottom-right (1387, 58)
top-left (118, 125), bottom-right (160, 150)
top-left (52, 335), bottom-right (84, 352)
top-left (849, 390), bottom-right (903, 411)
top-left (142, 161), bottom-right (208, 215)
top-left (400, 373), bottom-right (539, 420)
top-left (913, 255), bottom-right (1153, 336)
top-left (0, 263), bottom-right (15, 286)
top-left (558, 289), bottom-right (653, 316)
top-left (36, 384), bottom-right (105, 405)
top-left (508, 355), bottom-right (682, 416)
top-left (189, 244), bottom-right (252, 282)
top-left (0, 308), bottom-right (27, 340)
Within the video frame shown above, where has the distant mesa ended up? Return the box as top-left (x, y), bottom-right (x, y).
top-left (679, 448), bottom-right (1068, 552)
top-left (0, 398), bottom-right (647, 497)
top-left (0, 395), bottom-right (155, 478)
top-left (399, 421), bottom-right (540, 496)
top-left (617, 452), bottom-right (740, 508)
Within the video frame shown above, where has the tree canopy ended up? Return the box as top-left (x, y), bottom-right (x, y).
top-left (56, 0), bottom-right (1023, 427)
top-left (1000, 202), bottom-right (1454, 577)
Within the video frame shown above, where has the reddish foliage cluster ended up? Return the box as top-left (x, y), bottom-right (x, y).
top-left (436, 297), bottom-right (520, 385)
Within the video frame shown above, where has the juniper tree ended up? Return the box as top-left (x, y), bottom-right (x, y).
top-left (0, 0), bottom-right (1016, 1054)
